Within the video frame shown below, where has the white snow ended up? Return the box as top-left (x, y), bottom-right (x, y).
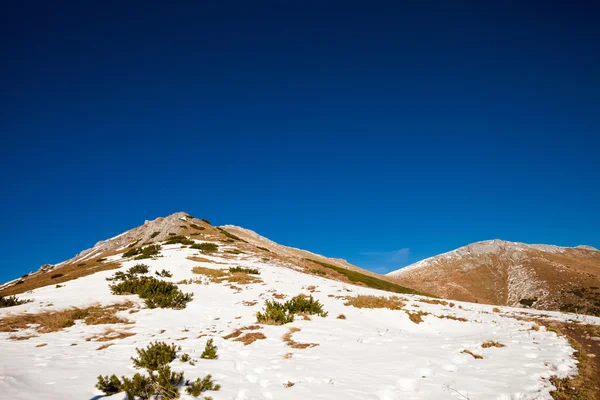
top-left (0, 244), bottom-right (591, 400)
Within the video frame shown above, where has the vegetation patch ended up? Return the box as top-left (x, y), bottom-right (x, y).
top-left (0, 301), bottom-right (134, 334)
top-left (123, 245), bottom-right (161, 260)
top-left (344, 295), bottom-right (405, 310)
top-left (192, 266), bottom-right (262, 285)
top-left (156, 269), bottom-right (173, 278)
top-left (150, 231), bottom-right (160, 238)
top-left (191, 242), bottom-right (219, 253)
top-left (110, 276), bottom-right (193, 309)
top-left (256, 295), bottom-right (328, 325)
top-left (235, 332), bottom-right (267, 346)
top-left (0, 295), bottom-right (33, 308)
top-left (229, 266), bottom-right (259, 274)
top-left (461, 349), bottom-right (483, 359)
top-left (164, 235), bottom-right (194, 245)
top-left (50, 273), bottom-right (64, 279)
top-left (305, 259), bottom-right (430, 296)
top-left (200, 339), bottom-right (218, 359)
top-left (436, 315), bottom-right (468, 322)
top-left (481, 340), bottom-right (505, 348)
top-left (405, 310), bottom-right (429, 324)
top-left (217, 228), bottom-right (247, 242)
top-left (189, 223), bottom-right (205, 231)
top-left (311, 269), bottom-right (326, 275)
top-left (97, 341), bottom-right (221, 399)
top-left (283, 327), bottom-right (318, 349)
top-left (256, 246), bottom-right (270, 252)
top-left (225, 249), bottom-right (244, 254)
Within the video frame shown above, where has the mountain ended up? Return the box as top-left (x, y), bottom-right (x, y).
top-left (1, 214), bottom-right (598, 399)
top-left (387, 239), bottom-right (600, 316)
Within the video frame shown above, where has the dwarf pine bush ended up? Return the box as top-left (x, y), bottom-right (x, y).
top-left (191, 242), bottom-right (219, 253)
top-left (0, 295), bottom-right (33, 308)
top-left (132, 341), bottom-right (177, 371)
top-left (156, 269), bottom-right (173, 278)
top-left (229, 266), bottom-right (259, 274)
top-left (186, 374), bottom-right (221, 396)
top-left (128, 264), bottom-right (150, 275)
top-left (110, 276), bottom-right (193, 309)
top-left (164, 235), bottom-right (194, 245)
top-left (200, 339), bottom-right (218, 359)
top-left (257, 295), bottom-right (328, 324)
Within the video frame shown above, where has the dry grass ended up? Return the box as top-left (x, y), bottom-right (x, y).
top-left (406, 310), bottom-right (429, 324)
top-left (0, 260), bottom-right (121, 297)
top-left (227, 272), bottom-right (262, 285)
top-left (492, 307), bottom-right (501, 313)
top-left (284, 381), bottom-right (295, 388)
top-left (461, 349), bottom-right (483, 359)
top-left (96, 343), bottom-right (113, 350)
top-left (187, 256), bottom-right (225, 264)
top-left (284, 352), bottom-right (293, 359)
top-left (0, 301), bottom-right (134, 334)
top-left (336, 314), bottom-right (346, 320)
top-left (234, 332), bottom-right (266, 345)
top-left (191, 266), bottom-right (228, 279)
top-left (8, 333), bottom-right (38, 341)
top-left (223, 329), bottom-right (243, 340)
top-left (283, 327), bottom-right (319, 349)
top-left (344, 295), bottom-right (405, 310)
top-left (87, 329), bottom-right (136, 342)
top-left (436, 315), bottom-right (468, 322)
top-left (241, 325), bottom-right (261, 330)
top-left (35, 343), bottom-right (47, 348)
top-left (191, 267), bottom-right (262, 285)
top-left (305, 286), bottom-right (317, 293)
top-left (273, 293), bottom-right (285, 299)
top-left (243, 301), bottom-right (258, 306)
top-left (481, 340), bottom-right (505, 348)
top-left (420, 299), bottom-right (449, 306)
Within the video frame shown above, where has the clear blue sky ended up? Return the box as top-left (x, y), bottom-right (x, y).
top-left (1, 1), bottom-right (599, 282)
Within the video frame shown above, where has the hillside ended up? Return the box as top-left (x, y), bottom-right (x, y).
top-left (387, 239), bottom-right (600, 316)
top-left (1, 216), bottom-right (599, 399)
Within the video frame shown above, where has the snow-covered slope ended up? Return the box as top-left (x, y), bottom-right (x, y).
top-left (387, 239), bottom-right (600, 313)
top-left (1, 231), bottom-right (597, 399)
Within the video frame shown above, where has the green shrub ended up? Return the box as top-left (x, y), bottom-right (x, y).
top-left (256, 246), bottom-right (270, 252)
top-left (311, 269), bottom-right (326, 275)
top-left (180, 353), bottom-right (190, 362)
top-left (189, 223), bottom-right (205, 231)
top-left (50, 273), bottom-right (64, 279)
top-left (190, 232), bottom-right (201, 236)
top-left (127, 240), bottom-right (141, 248)
top-left (96, 258), bottom-right (108, 262)
top-left (305, 259), bottom-right (431, 296)
top-left (156, 269), bottom-right (173, 278)
top-left (129, 264), bottom-right (150, 275)
top-left (225, 249), bottom-right (244, 254)
top-left (180, 225), bottom-right (187, 229)
top-left (96, 374), bottom-right (122, 395)
top-left (256, 295), bottom-right (328, 324)
top-left (200, 339), bottom-right (218, 359)
top-left (164, 235), bottom-right (194, 245)
top-left (229, 266), bottom-right (259, 274)
top-left (77, 263), bottom-right (86, 267)
top-left (150, 231), bottom-right (160, 238)
top-left (217, 228), bottom-right (247, 242)
top-left (123, 247), bottom-right (141, 258)
top-left (0, 295), bottom-right (33, 308)
top-left (134, 245), bottom-right (161, 260)
top-left (186, 374), bottom-right (221, 396)
top-left (132, 341), bottom-right (177, 370)
top-left (191, 242), bottom-right (219, 253)
top-left (110, 276), bottom-right (193, 309)
top-left (201, 219), bottom-right (211, 225)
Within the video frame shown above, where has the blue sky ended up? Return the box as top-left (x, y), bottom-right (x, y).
top-left (1, 1), bottom-right (599, 282)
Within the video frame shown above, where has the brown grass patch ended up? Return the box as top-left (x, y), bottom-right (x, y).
top-left (241, 325), bottom-right (262, 330)
top-left (284, 352), bottom-right (293, 359)
top-left (284, 381), bottom-right (295, 388)
top-left (273, 293), bottom-right (285, 299)
top-left (87, 329), bottom-right (136, 342)
top-left (192, 266), bottom-right (228, 279)
top-left (8, 333), bottom-right (38, 341)
top-left (234, 332), bottom-right (266, 345)
top-left (481, 340), bottom-right (505, 348)
top-left (223, 329), bottom-right (243, 340)
top-left (227, 272), bottom-right (262, 285)
top-left (492, 307), bottom-right (501, 313)
top-left (191, 267), bottom-right (262, 285)
top-left (35, 343), bottom-right (47, 348)
top-left (187, 256), bottom-right (225, 264)
top-left (305, 286), bottom-right (317, 293)
top-left (0, 301), bottom-right (134, 334)
top-left (406, 310), bottom-right (429, 324)
top-left (283, 327), bottom-right (319, 349)
top-left (243, 301), bottom-right (258, 306)
top-left (344, 295), bottom-right (405, 310)
top-left (420, 299), bottom-right (448, 306)
top-left (461, 349), bottom-right (483, 359)
top-left (0, 260), bottom-right (121, 297)
top-left (336, 314), bottom-right (346, 320)
top-left (96, 343), bottom-right (113, 350)
top-left (436, 315), bottom-right (468, 322)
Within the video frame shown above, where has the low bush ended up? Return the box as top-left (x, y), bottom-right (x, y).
top-left (200, 338), bottom-right (218, 359)
top-left (180, 225), bottom-right (187, 229)
top-left (134, 245), bottom-right (161, 260)
top-left (50, 273), bottom-right (64, 279)
top-left (256, 295), bottom-right (327, 324)
top-left (96, 258), bottom-right (108, 262)
top-left (225, 249), bottom-right (244, 254)
top-left (156, 269), bottom-right (173, 278)
top-left (189, 223), bottom-right (205, 231)
top-left (150, 231), bottom-right (160, 238)
top-left (164, 235), bottom-right (194, 245)
top-left (229, 266), bottom-right (259, 274)
top-left (186, 374), bottom-right (221, 396)
top-left (190, 232), bottom-right (201, 236)
top-left (256, 246), bottom-right (270, 252)
top-left (201, 219), bottom-right (211, 225)
top-left (96, 341), bottom-right (221, 399)
top-left (77, 263), bottom-right (86, 267)
top-left (110, 276), bottom-right (193, 309)
top-left (132, 341), bottom-right (177, 370)
top-left (123, 247), bottom-right (141, 258)
top-left (128, 264), bottom-right (150, 275)
top-left (127, 240), bottom-right (141, 248)
top-left (311, 269), bottom-right (326, 275)
top-left (217, 228), bottom-right (247, 242)
top-left (0, 295), bottom-right (32, 308)
top-left (191, 243), bottom-right (219, 253)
